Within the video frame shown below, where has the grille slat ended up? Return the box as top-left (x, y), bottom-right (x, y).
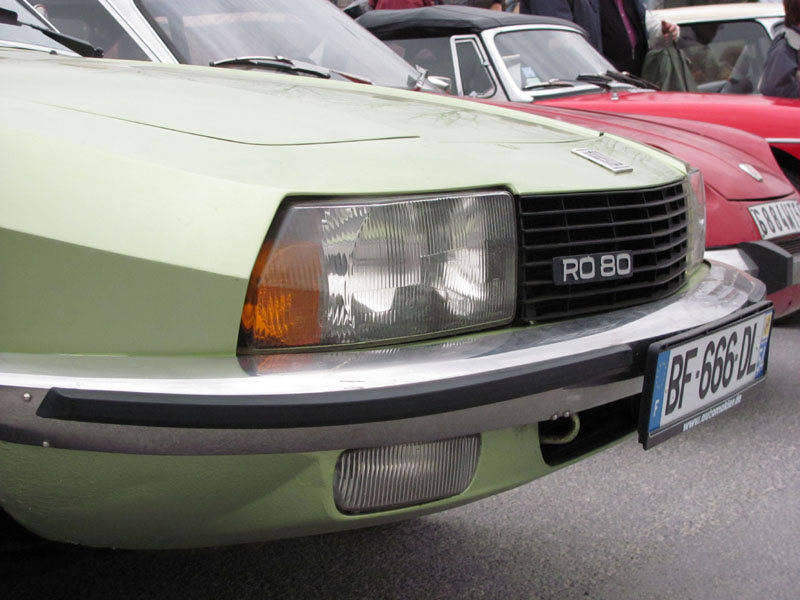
top-left (523, 235), bottom-right (689, 267)
top-left (521, 205), bottom-right (688, 234)
top-left (775, 237), bottom-right (800, 255)
top-left (526, 192), bottom-right (684, 216)
top-left (518, 182), bottom-right (689, 322)
top-left (520, 221), bottom-right (688, 252)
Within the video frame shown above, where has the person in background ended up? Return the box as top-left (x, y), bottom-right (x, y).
top-left (759, 0), bottom-right (800, 98)
top-left (519, 0), bottom-right (678, 76)
top-left (520, 0), bottom-right (602, 51)
top-left (599, 0), bottom-right (678, 76)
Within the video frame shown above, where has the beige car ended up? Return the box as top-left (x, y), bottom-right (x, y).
top-left (654, 2), bottom-right (785, 94)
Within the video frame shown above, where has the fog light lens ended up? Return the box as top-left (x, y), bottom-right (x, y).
top-left (334, 435), bottom-right (481, 514)
top-left (239, 191), bottom-right (517, 350)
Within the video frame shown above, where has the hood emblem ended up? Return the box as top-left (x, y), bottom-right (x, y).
top-left (572, 148), bottom-right (633, 174)
top-left (739, 163), bottom-right (764, 182)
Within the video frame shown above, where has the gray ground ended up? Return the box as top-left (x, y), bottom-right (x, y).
top-left (3, 312), bottom-right (799, 600)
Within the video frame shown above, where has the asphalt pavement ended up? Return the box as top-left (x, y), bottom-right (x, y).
top-left (3, 311), bottom-right (799, 600)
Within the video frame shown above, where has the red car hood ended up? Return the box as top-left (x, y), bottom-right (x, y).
top-left (543, 91), bottom-right (800, 147)
top-left (498, 103), bottom-right (795, 201)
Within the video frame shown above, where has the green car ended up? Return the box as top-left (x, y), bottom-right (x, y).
top-left (0, 12), bottom-right (772, 549)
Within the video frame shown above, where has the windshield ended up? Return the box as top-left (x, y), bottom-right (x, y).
top-left (491, 28), bottom-right (620, 92)
top-left (0, 0), bottom-right (75, 52)
top-left (136, 0), bottom-right (427, 89)
top-left (676, 20), bottom-right (773, 94)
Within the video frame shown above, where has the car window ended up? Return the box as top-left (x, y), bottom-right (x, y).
top-left (134, 0), bottom-right (426, 89)
top-left (677, 20), bottom-right (772, 94)
top-left (492, 28), bottom-right (614, 90)
top-left (31, 0), bottom-right (149, 59)
top-left (385, 37), bottom-right (457, 87)
top-left (454, 38), bottom-right (495, 98)
top-left (0, 0), bottom-right (78, 52)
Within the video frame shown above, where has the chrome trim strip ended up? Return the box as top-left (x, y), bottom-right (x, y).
top-left (705, 248), bottom-right (760, 278)
top-left (0, 262), bottom-right (765, 455)
top-left (766, 138), bottom-right (800, 145)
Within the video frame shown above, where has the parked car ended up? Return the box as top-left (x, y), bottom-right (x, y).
top-left (357, 4), bottom-right (800, 315)
top-left (0, 3), bottom-right (773, 549)
top-left (653, 2), bottom-right (785, 94)
top-left (29, 0), bottom-right (799, 317)
top-left (357, 6), bottom-right (800, 180)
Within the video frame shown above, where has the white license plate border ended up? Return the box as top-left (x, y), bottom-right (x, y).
top-left (638, 301), bottom-right (773, 450)
top-left (748, 200), bottom-right (800, 240)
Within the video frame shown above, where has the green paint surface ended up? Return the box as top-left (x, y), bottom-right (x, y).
top-left (0, 425), bottom-right (564, 549)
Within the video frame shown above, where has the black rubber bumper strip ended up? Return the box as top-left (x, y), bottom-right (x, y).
top-left (37, 345), bottom-right (633, 429)
top-left (740, 241), bottom-right (794, 294)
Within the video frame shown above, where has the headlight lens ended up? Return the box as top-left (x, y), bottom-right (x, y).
top-left (685, 168), bottom-right (706, 271)
top-left (239, 191), bottom-right (517, 351)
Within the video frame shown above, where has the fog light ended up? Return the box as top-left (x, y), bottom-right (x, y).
top-left (334, 435), bottom-right (481, 514)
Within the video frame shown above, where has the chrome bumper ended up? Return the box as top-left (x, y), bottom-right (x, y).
top-left (707, 241), bottom-right (800, 294)
top-left (0, 262), bottom-right (765, 456)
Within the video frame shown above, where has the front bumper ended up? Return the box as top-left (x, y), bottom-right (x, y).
top-left (0, 261), bottom-right (765, 457)
top-left (707, 240), bottom-right (800, 316)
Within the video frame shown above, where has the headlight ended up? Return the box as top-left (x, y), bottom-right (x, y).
top-left (685, 168), bottom-right (706, 271)
top-left (239, 191), bottom-right (517, 351)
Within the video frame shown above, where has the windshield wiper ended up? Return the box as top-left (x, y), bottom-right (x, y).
top-left (522, 78), bottom-right (576, 91)
top-left (0, 7), bottom-right (102, 57)
top-left (603, 69), bottom-right (660, 91)
top-left (575, 73), bottom-right (615, 91)
top-left (210, 56), bottom-right (373, 84)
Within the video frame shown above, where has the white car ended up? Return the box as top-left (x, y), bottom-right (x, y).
top-left (654, 2), bottom-right (785, 94)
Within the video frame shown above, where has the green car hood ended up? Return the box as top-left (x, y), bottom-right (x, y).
top-left (5, 52), bottom-right (614, 147)
top-left (0, 50), bottom-right (686, 355)
top-left (3, 52), bottom-right (685, 276)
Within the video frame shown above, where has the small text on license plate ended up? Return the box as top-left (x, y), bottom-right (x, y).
top-left (639, 304), bottom-right (772, 449)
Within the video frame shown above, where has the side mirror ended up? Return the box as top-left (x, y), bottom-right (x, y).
top-left (427, 75), bottom-right (453, 94)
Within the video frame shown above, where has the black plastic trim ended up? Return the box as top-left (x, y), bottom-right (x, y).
top-left (36, 346), bottom-right (633, 429)
top-left (741, 241), bottom-right (793, 294)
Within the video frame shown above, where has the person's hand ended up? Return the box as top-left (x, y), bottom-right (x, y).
top-left (661, 20), bottom-right (680, 42)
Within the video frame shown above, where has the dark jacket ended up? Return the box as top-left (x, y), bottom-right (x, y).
top-left (598, 0), bottom-right (648, 75)
top-left (759, 26), bottom-right (800, 99)
top-left (520, 0), bottom-right (602, 52)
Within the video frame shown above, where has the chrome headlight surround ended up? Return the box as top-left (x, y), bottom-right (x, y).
top-left (239, 190), bottom-right (518, 351)
top-left (685, 168), bottom-right (707, 272)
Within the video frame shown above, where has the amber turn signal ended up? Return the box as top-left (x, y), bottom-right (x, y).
top-left (239, 240), bottom-right (322, 349)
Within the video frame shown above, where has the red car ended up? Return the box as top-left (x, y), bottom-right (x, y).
top-left (359, 6), bottom-right (800, 186)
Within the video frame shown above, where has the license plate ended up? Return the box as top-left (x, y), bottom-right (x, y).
top-left (639, 303), bottom-right (772, 449)
top-left (748, 200), bottom-right (800, 240)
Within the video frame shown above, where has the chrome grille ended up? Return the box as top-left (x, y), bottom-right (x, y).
top-left (518, 182), bottom-right (688, 321)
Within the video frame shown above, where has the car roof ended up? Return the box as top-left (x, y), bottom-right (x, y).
top-left (654, 3), bottom-right (784, 24)
top-left (357, 5), bottom-right (577, 39)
